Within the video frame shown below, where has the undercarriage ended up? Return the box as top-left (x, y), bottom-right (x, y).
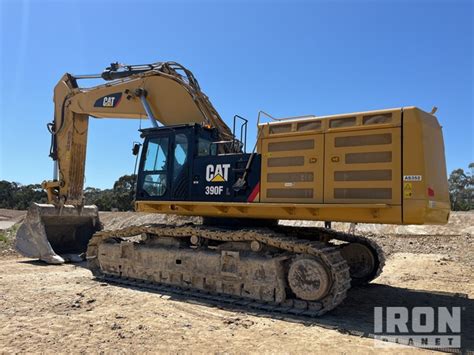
top-left (87, 224), bottom-right (385, 316)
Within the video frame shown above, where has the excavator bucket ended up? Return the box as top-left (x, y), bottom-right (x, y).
top-left (15, 203), bottom-right (101, 264)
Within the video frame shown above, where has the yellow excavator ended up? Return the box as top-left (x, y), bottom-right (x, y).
top-left (16, 61), bottom-right (450, 315)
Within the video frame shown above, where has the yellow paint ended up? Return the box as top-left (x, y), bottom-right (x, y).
top-left (137, 200), bottom-right (402, 224)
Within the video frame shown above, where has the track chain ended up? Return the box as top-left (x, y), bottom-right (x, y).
top-left (275, 225), bottom-right (385, 285)
top-left (87, 223), bottom-right (352, 316)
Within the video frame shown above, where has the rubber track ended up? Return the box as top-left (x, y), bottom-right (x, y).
top-left (87, 224), bottom-right (352, 316)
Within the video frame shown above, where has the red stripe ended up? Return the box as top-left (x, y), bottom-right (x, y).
top-left (114, 95), bottom-right (122, 107)
top-left (247, 182), bottom-right (260, 202)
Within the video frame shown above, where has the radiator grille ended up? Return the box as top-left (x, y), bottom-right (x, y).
top-left (363, 113), bottom-right (392, 125)
top-left (334, 188), bottom-right (392, 199)
top-left (267, 156), bottom-right (305, 167)
top-left (345, 151), bottom-right (392, 164)
top-left (335, 133), bottom-right (392, 147)
top-left (330, 117), bottom-right (356, 128)
top-left (269, 124), bottom-right (292, 134)
top-left (334, 170), bottom-right (392, 181)
top-left (267, 172), bottom-right (314, 182)
top-left (267, 188), bottom-right (314, 199)
top-left (268, 139), bottom-right (314, 152)
top-left (261, 112), bottom-right (400, 205)
top-left (297, 121), bottom-right (321, 132)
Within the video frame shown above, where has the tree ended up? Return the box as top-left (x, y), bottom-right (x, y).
top-left (448, 163), bottom-right (473, 211)
top-left (0, 181), bottom-right (16, 208)
top-left (83, 174), bottom-right (137, 211)
top-left (0, 181), bottom-right (47, 209)
top-left (84, 187), bottom-right (111, 211)
top-left (468, 163), bottom-right (474, 208)
top-left (112, 174), bottom-right (137, 211)
top-left (0, 174), bottom-right (136, 211)
top-left (12, 184), bottom-right (48, 210)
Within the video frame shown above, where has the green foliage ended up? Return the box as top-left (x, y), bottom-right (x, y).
top-left (112, 174), bottom-right (137, 211)
top-left (448, 163), bottom-right (473, 211)
top-left (0, 174), bottom-right (137, 211)
top-left (0, 181), bottom-right (48, 209)
top-left (0, 224), bottom-right (19, 250)
top-left (84, 174), bottom-right (137, 211)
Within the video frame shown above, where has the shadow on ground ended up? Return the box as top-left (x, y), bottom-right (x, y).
top-left (19, 259), bottom-right (57, 267)
top-left (101, 278), bottom-right (472, 353)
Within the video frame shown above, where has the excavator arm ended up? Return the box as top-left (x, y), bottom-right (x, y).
top-left (16, 61), bottom-right (236, 263)
top-left (46, 62), bottom-right (234, 206)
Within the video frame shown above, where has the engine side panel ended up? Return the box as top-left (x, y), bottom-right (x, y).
top-left (258, 108), bottom-right (402, 207)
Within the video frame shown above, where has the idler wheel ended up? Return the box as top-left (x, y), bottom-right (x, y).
top-left (287, 257), bottom-right (331, 301)
top-left (340, 242), bottom-right (376, 283)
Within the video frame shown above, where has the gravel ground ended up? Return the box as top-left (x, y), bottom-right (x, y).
top-left (0, 210), bottom-right (472, 353)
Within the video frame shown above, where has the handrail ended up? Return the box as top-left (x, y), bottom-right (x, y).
top-left (233, 115), bottom-right (248, 153)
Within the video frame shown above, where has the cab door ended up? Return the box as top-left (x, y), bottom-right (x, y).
top-left (170, 132), bottom-right (190, 200)
top-left (136, 135), bottom-right (171, 200)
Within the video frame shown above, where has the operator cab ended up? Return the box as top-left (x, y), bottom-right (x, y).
top-left (135, 124), bottom-right (261, 203)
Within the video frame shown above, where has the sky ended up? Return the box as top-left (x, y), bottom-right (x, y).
top-left (0, 0), bottom-right (472, 189)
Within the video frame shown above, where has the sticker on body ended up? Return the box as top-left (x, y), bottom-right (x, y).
top-left (403, 175), bottom-right (422, 182)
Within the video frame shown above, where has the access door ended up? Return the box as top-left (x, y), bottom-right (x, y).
top-left (324, 127), bottom-right (401, 204)
top-left (137, 130), bottom-right (192, 201)
top-left (261, 133), bottom-right (324, 203)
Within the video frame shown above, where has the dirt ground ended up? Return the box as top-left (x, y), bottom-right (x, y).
top-left (0, 210), bottom-right (472, 354)
top-left (0, 209), bottom-right (25, 231)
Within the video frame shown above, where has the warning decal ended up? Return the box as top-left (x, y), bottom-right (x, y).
top-left (404, 182), bottom-right (413, 198)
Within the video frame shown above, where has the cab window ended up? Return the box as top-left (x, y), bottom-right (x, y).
top-left (198, 137), bottom-right (213, 156)
top-left (173, 134), bottom-right (188, 182)
top-left (142, 137), bottom-right (168, 196)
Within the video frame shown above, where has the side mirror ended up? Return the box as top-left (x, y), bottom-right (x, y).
top-left (132, 143), bottom-right (141, 156)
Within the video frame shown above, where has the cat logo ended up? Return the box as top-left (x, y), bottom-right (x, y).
top-left (102, 97), bottom-right (116, 107)
top-left (206, 164), bottom-right (230, 182)
top-left (94, 92), bottom-right (122, 108)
